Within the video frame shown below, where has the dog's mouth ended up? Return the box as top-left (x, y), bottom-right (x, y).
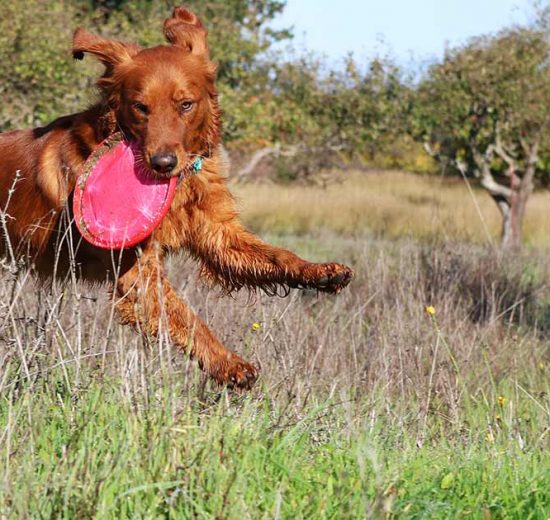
top-left (146, 165), bottom-right (182, 180)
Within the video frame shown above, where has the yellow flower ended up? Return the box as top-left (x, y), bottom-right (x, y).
top-left (495, 414), bottom-right (501, 421)
top-left (425, 305), bottom-right (436, 316)
top-left (497, 396), bottom-right (506, 406)
top-left (538, 362), bottom-right (545, 370)
top-left (251, 322), bottom-right (261, 332)
top-left (485, 432), bottom-right (495, 444)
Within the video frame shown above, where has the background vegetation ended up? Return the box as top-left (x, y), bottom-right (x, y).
top-left (2, 0), bottom-right (550, 247)
top-left (0, 1), bottom-right (549, 518)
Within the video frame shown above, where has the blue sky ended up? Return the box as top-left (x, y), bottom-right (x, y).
top-left (272, 0), bottom-right (533, 65)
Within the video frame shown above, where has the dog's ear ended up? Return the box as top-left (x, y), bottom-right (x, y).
top-left (72, 28), bottom-right (140, 68)
top-left (163, 7), bottom-right (209, 57)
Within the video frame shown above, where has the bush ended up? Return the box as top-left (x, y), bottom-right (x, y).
top-left (420, 244), bottom-right (546, 327)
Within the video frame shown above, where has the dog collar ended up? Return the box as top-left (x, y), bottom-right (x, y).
top-left (178, 156), bottom-right (203, 186)
top-left (192, 156), bottom-right (203, 173)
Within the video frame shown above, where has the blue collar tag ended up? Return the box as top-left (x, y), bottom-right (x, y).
top-left (192, 156), bottom-right (203, 174)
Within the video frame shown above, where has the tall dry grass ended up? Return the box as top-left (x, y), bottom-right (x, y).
top-left (0, 169), bottom-right (547, 420)
top-left (234, 171), bottom-right (550, 249)
top-left (1, 236), bottom-right (547, 415)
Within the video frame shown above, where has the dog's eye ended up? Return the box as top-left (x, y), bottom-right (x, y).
top-left (133, 102), bottom-right (149, 115)
top-left (180, 101), bottom-right (194, 113)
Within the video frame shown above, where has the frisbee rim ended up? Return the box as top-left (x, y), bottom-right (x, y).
top-left (73, 133), bottom-right (177, 250)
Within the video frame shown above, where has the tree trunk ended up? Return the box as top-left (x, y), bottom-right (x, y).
top-left (431, 138), bottom-right (537, 251)
top-left (473, 155), bottom-right (518, 249)
top-left (489, 170), bottom-right (534, 251)
top-left (512, 146), bottom-right (537, 250)
top-left (473, 148), bottom-right (536, 251)
top-left (493, 195), bottom-right (516, 249)
top-left (506, 164), bottom-right (522, 250)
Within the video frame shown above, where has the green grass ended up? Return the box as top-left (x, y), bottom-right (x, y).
top-left (1, 365), bottom-right (549, 518)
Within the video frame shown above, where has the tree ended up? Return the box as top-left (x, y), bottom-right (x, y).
top-left (0, 0), bottom-right (291, 140)
top-left (0, 0), bottom-right (87, 128)
top-left (0, 0), bottom-right (410, 180)
top-left (232, 54), bottom-right (410, 182)
top-left (411, 27), bottom-right (550, 249)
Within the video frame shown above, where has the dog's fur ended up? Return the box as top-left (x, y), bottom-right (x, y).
top-left (0, 7), bottom-right (352, 389)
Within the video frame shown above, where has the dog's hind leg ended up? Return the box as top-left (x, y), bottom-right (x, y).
top-left (114, 247), bottom-right (257, 389)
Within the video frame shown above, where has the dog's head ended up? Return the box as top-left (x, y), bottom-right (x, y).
top-left (73, 7), bottom-right (220, 177)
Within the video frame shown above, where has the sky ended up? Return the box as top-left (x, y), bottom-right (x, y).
top-left (272, 0), bottom-right (534, 66)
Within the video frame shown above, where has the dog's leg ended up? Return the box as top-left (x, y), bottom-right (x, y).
top-left (115, 249), bottom-right (257, 389)
top-left (184, 180), bottom-right (353, 293)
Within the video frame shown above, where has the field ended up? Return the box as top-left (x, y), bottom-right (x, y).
top-left (234, 171), bottom-right (550, 249)
top-left (0, 172), bottom-right (549, 518)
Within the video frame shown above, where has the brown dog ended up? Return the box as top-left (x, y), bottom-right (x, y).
top-left (0, 7), bottom-right (352, 389)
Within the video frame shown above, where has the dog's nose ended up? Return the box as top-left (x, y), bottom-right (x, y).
top-left (151, 153), bottom-right (178, 174)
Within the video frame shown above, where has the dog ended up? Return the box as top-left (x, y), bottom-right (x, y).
top-left (0, 7), bottom-right (353, 389)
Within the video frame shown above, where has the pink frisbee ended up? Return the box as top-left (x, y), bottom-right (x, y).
top-left (73, 133), bottom-right (177, 249)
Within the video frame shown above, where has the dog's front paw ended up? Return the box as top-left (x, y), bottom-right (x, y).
top-left (302, 262), bottom-right (353, 293)
top-left (211, 353), bottom-right (259, 390)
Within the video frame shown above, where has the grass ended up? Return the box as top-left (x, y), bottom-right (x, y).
top-left (2, 368), bottom-right (549, 518)
top-left (234, 171), bottom-right (550, 249)
top-left (0, 172), bottom-right (549, 518)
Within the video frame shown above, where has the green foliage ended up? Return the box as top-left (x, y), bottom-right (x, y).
top-left (0, 0), bottom-right (409, 172)
top-left (290, 56), bottom-right (407, 151)
top-left (0, 0), bottom-right (89, 127)
top-left (256, 55), bottom-right (412, 179)
top-left (411, 27), bottom-right (550, 188)
top-left (0, 0), bottom-right (290, 137)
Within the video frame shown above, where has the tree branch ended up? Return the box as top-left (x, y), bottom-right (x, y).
top-left (490, 124), bottom-right (517, 171)
top-left (232, 145), bottom-right (281, 183)
top-left (479, 165), bottom-right (513, 200)
top-left (231, 143), bottom-right (347, 183)
top-left (471, 143), bottom-right (513, 200)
